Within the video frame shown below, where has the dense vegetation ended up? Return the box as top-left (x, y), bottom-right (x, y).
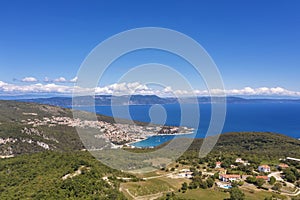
top-left (0, 151), bottom-right (130, 199)
top-left (177, 132), bottom-right (300, 165)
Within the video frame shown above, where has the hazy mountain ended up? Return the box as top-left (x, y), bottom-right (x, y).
top-left (16, 95), bottom-right (300, 107)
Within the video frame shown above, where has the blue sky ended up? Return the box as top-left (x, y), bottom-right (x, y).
top-left (0, 0), bottom-right (300, 96)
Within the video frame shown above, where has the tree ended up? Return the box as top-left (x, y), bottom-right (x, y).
top-left (199, 180), bottom-right (208, 189)
top-left (255, 178), bottom-right (265, 188)
top-left (229, 187), bottom-right (245, 200)
top-left (188, 181), bottom-right (198, 189)
top-left (206, 177), bottom-right (214, 188)
top-left (286, 173), bottom-right (296, 183)
top-left (269, 176), bottom-right (276, 185)
top-left (181, 182), bottom-right (188, 192)
top-left (213, 172), bottom-right (219, 180)
top-left (246, 176), bottom-right (256, 184)
top-left (272, 182), bottom-right (282, 191)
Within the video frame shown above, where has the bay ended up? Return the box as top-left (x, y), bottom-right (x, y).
top-left (74, 103), bottom-right (300, 147)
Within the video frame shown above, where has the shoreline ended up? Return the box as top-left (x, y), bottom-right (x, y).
top-left (124, 131), bottom-right (196, 148)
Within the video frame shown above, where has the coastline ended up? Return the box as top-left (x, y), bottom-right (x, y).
top-left (124, 131), bottom-right (196, 148)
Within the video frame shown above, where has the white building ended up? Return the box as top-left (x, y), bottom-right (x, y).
top-left (258, 165), bottom-right (271, 173)
top-left (219, 174), bottom-right (241, 182)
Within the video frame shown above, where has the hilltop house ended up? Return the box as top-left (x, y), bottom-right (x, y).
top-left (277, 163), bottom-right (289, 169)
top-left (235, 158), bottom-right (250, 166)
top-left (219, 174), bottom-right (241, 182)
top-left (235, 158), bottom-right (243, 163)
top-left (258, 165), bottom-right (271, 173)
top-left (178, 169), bottom-right (193, 179)
top-left (215, 161), bottom-right (222, 168)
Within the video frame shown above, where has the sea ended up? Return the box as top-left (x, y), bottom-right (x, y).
top-left (74, 103), bottom-right (300, 148)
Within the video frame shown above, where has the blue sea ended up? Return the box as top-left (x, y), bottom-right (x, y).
top-left (74, 103), bottom-right (300, 147)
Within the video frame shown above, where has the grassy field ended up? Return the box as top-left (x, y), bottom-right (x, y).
top-left (176, 188), bottom-right (230, 200)
top-left (121, 172), bottom-right (289, 200)
top-left (173, 187), bottom-right (286, 200)
top-left (121, 178), bottom-right (175, 197)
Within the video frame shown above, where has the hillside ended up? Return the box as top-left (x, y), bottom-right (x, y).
top-left (0, 100), bottom-right (176, 156)
top-left (176, 132), bottom-right (300, 164)
top-left (0, 100), bottom-right (138, 156)
top-left (0, 151), bottom-right (129, 199)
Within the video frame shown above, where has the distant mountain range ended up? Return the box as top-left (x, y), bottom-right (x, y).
top-left (12, 95), bottom-right (300, 107)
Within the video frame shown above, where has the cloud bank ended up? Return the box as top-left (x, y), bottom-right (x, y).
top-left (0, 80), bottom-right (300, 97)
top-left (43, 76), bottom-right (78, 83)
top-left (21, 77), bottom-right (38, 82)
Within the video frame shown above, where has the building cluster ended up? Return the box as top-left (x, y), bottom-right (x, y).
top-left (21, 116), bottom-right (193, 146)
top-left (211, 157), bottom-right (294, 189)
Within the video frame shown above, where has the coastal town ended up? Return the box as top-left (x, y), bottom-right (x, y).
top-left (20, 114), bottom-right (194, 148)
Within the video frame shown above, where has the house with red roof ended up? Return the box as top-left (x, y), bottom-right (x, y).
top-left (277, 163), bottom-right (289, 169)
top-left (215, 161), bottom-right (222, 168)
top-left (256, 176), bottom-right (270, 181)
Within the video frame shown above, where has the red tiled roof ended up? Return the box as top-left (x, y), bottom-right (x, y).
top-left (256, 176), bottom-right (269, 180)
top-left (221, 174), bottom-right (240, 178)
top-left (278, 163), bottom-right (289, 168)
top-left (259, 165), bottom-right (270, 169)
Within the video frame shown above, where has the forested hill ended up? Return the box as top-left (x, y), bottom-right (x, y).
top-left (179, 132), bottom-right (300, 161)
top-left (0, 151), bottom-right (129, 199)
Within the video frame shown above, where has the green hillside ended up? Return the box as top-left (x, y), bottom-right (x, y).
top-left (0, 151), bottom-right (129, 199)
top-left (176, 132), bottom-right (300, 166)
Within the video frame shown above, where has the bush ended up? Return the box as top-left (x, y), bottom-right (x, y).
top-left (229, 187), bottom-right (245, 200)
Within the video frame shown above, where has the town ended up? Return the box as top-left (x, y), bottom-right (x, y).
top-left (21, 114), bottom-right (194, 147)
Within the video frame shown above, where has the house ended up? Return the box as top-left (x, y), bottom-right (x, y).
top-left (215, 162), bottom-right (222, 168)
top-left (178, 171), bottom-right (193, 179)
top-left (219, 174), bottom-right (241, 182)
top-left (277, 163), bottom-right (289, 169)
top-left (235, 158), bottom-right (250, 166)
top-left (258, 165), bottom-right (271, 173)
top-left (256, 176), bottom-right (270, 181)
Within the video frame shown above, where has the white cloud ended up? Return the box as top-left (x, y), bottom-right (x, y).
top-left (1, 80), bottom-right (300, 97)
top-left (70, 77), bottom-right (78, 83)
top-left (94, 82), bottom-right (155, 95)
top-left (224, 87), bottom-right (300, 96)
top-left (54, 77), bottom-right (67, 83)
top-left (21, 77), bottom-right (38, 82)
